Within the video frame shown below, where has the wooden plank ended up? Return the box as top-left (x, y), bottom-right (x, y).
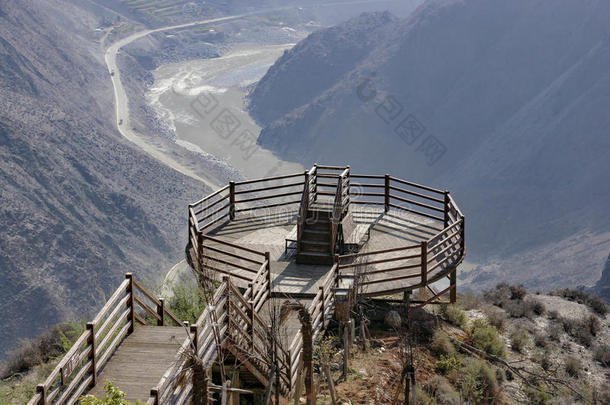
top-left (235, 172), bottom-right (303, 186)
top-left (234, 181), bottom-right (304, 195)
top-left (92, 279), bottom-right (130, 325)
top-left (389, 176), bottom-right (444, 195)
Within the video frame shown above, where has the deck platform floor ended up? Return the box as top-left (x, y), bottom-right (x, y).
top-left (87, 326), bottom-right (187, 402)
top-left (204, 206), bottom-right (445, 297)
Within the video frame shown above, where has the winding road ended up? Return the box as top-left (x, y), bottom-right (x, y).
top-left (104, 13), bottom-right (260, 189)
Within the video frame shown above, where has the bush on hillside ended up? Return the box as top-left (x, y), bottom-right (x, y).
top-left (435, 355), bottom-right (462, 375)
top-left (459, 358), bottom-right (499, 404)
top-left (79, 381), bottom-right (141, 404)
top-left (430, 330), bottom-right (455, 357)
top-left (565, 356), bottom-right (581, 377)
top-left (0, 321), bottom-right (83, 379)
top-left (534, 333), bottom-right (548, 348)
top-left (424, 375), bottom-right (461, 405)
top-left (441, 304), bottom-right (467, 328)
top-left (530, 298), bottom-right (546, 315)
top-left (166, 282), bottom-right (208, 324)
top-left (593, 344), bottom-right (610, 367)
top-left (559, 316), bottom-right (595, 347)
top-left (523, 382), bottom-right (553, 405)
top-left (483, 306), bottom-right (507, 331)
top-left (470, 320), bottom-right (505, 358)
top-left (510, 329), bottom-right (530, 353)
top-left (550, 288), bottom-right (608, 315)
top-left (509, 284), bottom-right (527, 300)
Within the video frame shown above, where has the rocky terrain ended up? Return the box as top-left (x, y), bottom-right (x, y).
top-left (0, 0), bottom-right (216, 359)
top-left (249, 0), bottom-right (610, 293)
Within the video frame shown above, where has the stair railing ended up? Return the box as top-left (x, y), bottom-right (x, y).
top-left (28, 274), bottom-right (183, 405)
top-left (329, 168), bottom-right (349, 255)
top-left (296, 166), bottom-right (317, 254)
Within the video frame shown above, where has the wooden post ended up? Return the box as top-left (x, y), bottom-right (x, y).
top-left (460, 217), bottom-right (466, 258)
top-left (191, 324), bottom-right (199, 353)
top-left (293, 359), bottom-right (303, 405)
top-left (313, 163), bottom-right (318, 201)
top-left (87, 322), bottom-right (97, 386)
top-left (157, 298), bottom-right (165, 326)
top-left (36, 384), bottom-right (46, 405)
top-left (384, 174), bottom-right (390, 213)
top-left (403, 290), bottom-right (411, 313)
top-left (345, 165), bottom-right (351, 214)
top-left (450, 268), bottom-right (457, 304)
top-left (265, 252), bottom-right (272, 295)
top-left (229, 181), bottom-right (236, 220)
top-left (342, 323), bottom-right (349, 379)
top-left (323, 363), bottom-right (338, 405)
top-left (248, 300), bottom-right (255, 352)
top-left (126, 273), bottom-right (135, 333)
top-left (420, 242), bottom-right (428, 286)
top-left (319, 286), bottom-right (325, 328)
top-left (443, 191), bottom-right (450, 228)
top-left (150, 388), bottom-right (160, 405)
top-left (304, 170), bottom-right (310, 206)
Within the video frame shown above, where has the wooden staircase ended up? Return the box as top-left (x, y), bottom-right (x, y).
top-left (296, 208), bottom-right (334, 265)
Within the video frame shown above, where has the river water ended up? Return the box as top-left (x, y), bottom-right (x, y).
top-left (147, 43), bottom-right (303, 180)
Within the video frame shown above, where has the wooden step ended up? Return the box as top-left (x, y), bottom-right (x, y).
top-left (304, 220), bottom-right (331, 231)
top-left (303, 229), bottom-right (329, 241)
top-left (296, 251), bottom-right (334, 265)
top-left (306, 209), bottom-right (331, 220)
top-left (300, 239), bottom-right (330, 252)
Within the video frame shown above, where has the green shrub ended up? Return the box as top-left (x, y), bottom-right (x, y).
top-left (565, 356), bottom-right (581, 377)
top-left (0, 321), bottom-right (84, 379)
top-left (523, 382), bottom-right (552, 405)
top-left (459, 358), bottom-right (499, 404)
top-left (430, 330), bottom-right (455, 357)
top-left (483, 306), bottom-right (506, 331)
top-left (414, 386), bottom-right (435, 405)
top-left (80, 381), bottom-right (141, 404)
top-left (441, 304), bottom-right (467, 328)
top-left (435, 355), bottom-right (462, 375)
top-left (424, 375), bottom-right (460, 405)
top-left (470, 319), bottom-right (505, 358)
top-left (166, 282), bottom-right (208, 324)
top-left (510, 329), bottom-right (530, 353)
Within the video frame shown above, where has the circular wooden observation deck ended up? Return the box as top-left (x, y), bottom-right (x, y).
top-left (187, 165), bottom-right (465, 300)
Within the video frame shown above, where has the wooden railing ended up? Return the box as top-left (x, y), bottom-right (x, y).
top-left (297, 166), bottom-right (317, 254)
top-left (329, 168), bottom-right (350, 255)
top-left (286, 264), bottom-right (339, 390)
top-left (337, 173), bottom-right (465, 296)
top-left (148, 277), bottom-right (293, 404)
top-left (28, 274), bottom-right (183, 405)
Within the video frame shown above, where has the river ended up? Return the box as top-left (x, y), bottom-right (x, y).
top-left (146, 43), bottom-right (303, 180)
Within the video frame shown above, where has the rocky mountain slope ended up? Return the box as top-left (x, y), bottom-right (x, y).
top-left (249, 0), bottom-right (610, 292)
top-left (0, 0), bottom-right (208, 358)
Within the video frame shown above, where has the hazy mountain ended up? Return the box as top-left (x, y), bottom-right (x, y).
top-left (0, 0), bottom-right (206, 358)
top-left (250, 0), bottom-right (610, 290)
